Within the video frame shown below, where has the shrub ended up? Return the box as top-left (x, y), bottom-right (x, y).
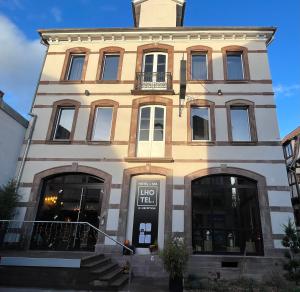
top-left (0, 180), bottom-right (20, 220)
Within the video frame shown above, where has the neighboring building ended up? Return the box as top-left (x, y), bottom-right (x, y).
top-left (282, 127), bottom-right (300, 226)
top-left (14, 0), bottom-right (292, 266)
top-left (0, 91), bottom-right (28, 186)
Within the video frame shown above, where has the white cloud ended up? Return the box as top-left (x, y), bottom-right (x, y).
top-left (0, 14), bottom-right (46, 115)
top-left (50, 7), bottom-right (62, 23)
top-left (274, 84), bottom-right (300, 97)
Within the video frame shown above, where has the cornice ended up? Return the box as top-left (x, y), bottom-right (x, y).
top-left (39, 27), bottom-right (276, 46)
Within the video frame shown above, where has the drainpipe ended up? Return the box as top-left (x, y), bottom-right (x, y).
top-left (16, 39), bottom-right (48, 189)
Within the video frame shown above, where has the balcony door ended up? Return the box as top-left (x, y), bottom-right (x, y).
top-left (137, 105), bottom-right (165, 158)
top-left (142, 53), bottom-right (167, 90)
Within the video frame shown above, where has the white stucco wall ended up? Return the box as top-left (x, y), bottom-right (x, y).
top-left (0, 109), bottom-right (27, 186)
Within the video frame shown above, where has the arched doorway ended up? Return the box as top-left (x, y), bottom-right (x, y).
top-left (192, 174), bottom-right (263, 255)
top-left (31, 173), bottom-right (105, 251)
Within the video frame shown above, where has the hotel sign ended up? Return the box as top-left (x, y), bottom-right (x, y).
top-left (132, 180), bottom-right (160, 248)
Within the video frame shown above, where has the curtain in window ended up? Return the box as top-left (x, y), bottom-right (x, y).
top-left (68, 55), bottom-right (85, 80)
top-left (191, 54), bottom-right (207, 80)
top-left (102, 55), bottom-right (120, 80)
top-left (227, 53), bottom-right (244, 80)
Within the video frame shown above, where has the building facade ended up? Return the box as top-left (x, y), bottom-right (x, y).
top-left (16, 0), bottom-right (293, 257)
top-left (282, 127), bottom-right (300, 227)
top-left (0, 91), bottom-right (28, 186)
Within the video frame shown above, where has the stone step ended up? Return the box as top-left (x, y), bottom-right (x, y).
top-left (81, 257), bottom-right (111, 269)
top-left (99, 268), bottom-right (124, 282)
top-left (110, 273), bottom-right (129, 288)
top-left (90, 262), bottom-right (119, 275)
top-left (81, 253), bottom-right (104, 266)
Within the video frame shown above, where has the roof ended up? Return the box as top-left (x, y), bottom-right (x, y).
top-left (282, 126), bottom-right (300, 144)
top-left (0, 96), bottom-right (29, 128)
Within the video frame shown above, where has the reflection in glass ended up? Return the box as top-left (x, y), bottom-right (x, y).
top-left (192, 175), bottom-right (263, 255)
top-left (230, 107), bottom-right (251, 141)
top-left (102, 55), bottom-right (120, 80)
top-left (191, 107), bottom-right (209, 140)
top-left (67, 55), bottom-right (85, 80)
top-left (92, 107), bottom-right (113, 141)
top-left (53, 108), bottom-right (75, 140)
top-left (227, 52), bottom-right (244, 80)
top-left (191, 54), bottom-right (207, 80)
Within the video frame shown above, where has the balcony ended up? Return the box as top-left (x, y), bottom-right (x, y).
top-left (132, 72), bottom-right (174, 95)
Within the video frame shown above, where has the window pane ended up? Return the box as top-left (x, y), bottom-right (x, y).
top-left (139, 107), bottom-right (151, 141)
top-left (153, 107), bottom-right (164, 141)
top-left (68, 55), bottom-right (85, 80)
top-left (92, 107), bottom-right (113, 141)
top-left (144, 55), bottom-right (154, 82)
top-left (54, 108), bottom-right (75, 140)
top-left (139, 130), bottom-right (150, 141)
top-left (227, 53), bottom-right (244, 80)
top-left (191, 107), bottom-right (209, 140)
top-left (231, 107), bottom-right (251, 141)
top-left (191, 54), bottom-right (207, 80)
top-left (102, 55), bottom-right (120, 80)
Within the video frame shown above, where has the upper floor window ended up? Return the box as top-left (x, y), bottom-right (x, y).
top-left (230, 107), bottom-right (251, 141)
top-left (60, 47), bottom-right (90, 82)
top-left (97, 47), bottom-right (124, 82)
top-left (227, 52), bottom-right (244, 80)
top-left (101, 55), bottom-right (120, 80)
top-left (47, 99), bottom-right (80, 142)
top-left (226, 100), bottom-right (257, 143)
top-left (191, 54), bottom-right (208, 80)
top-left (92, 107), bottom-right (113, 141)
top-left (187, 46), bottom-right (213, 82)
top-left (284, 143), bottom-right (293, 159)
top-left (222, 46), bottom-right (250, 81)
top-left (191, 107), bottom-right (210, 141)
top-left (53, 107), bottom-right (75, 140)
top-left (86, 99), bottom-right (119, 143)
top-left (134, 44), bottom-right (174, 92)
top-left (67, 55), bottom-right (85, 81)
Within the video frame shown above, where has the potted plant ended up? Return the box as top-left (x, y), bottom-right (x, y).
top-left (160, 236), bottom-right (189, 292)
top-left (149, 239), bottom-right (158, 253)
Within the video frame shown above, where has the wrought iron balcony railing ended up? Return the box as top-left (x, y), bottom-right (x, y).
top-left (134, 72), bottom-right (173, 91)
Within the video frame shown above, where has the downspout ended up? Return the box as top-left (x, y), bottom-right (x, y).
top-left (16, 39), bottom-right (48, 189)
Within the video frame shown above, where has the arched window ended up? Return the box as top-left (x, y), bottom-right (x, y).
top-left (60, 47), bottom-right (90, 81)
top-left (192, 174), bottom-right (263, 255)
top-left (46, 99), bottom-right (81, 142)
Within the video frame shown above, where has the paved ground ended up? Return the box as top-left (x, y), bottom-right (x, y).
top-left (0, 277), bottom-right (169, 292)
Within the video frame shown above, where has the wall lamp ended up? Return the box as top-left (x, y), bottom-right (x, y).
top-left (217, 89), bottom-right (223, 96)
top-left (85, 90), bottom-right (90, 96)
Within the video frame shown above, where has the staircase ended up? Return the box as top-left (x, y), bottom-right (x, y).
top-left (0, 251), bottom-right (129, 290)
top-left (81, 253), bottom-right (129, 290)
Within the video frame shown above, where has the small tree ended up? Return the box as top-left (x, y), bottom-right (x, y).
top-left (160, 236), bottom-right (189, 292)
top-left (282, 219), bottom-right (300, 285)
top-left (0, 180), bottom-right (20, 220)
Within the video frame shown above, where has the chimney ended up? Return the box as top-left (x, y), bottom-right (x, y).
top-left (132, 0), bottom-right (186, 28)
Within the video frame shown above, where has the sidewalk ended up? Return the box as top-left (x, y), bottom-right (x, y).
top-left (0, 277), bottom-right (169, 292)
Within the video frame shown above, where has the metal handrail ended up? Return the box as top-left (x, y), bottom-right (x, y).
top-left (0, 220), bottom-right (133, 254)
top-left (0, 220), bottom-right (134, 291)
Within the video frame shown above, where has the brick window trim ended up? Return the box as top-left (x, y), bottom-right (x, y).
top-left (221, 46), bottom-right (250, 81)
top-left (187, 99), bottom-right (216, 143)
top-left (96, 46), bottom-right (125, 83)
top-left (60, 47), bottom-right (90, 82)
top-left (186, 45), bottom-right (213, 82)
top-left (86, 99), bottom-right (119, 143)
top-left (128, 96), bottom-right (173, 158)
top-left (135, 43), bottom-right (174, 76)
top-left (226, 99), bottom-right (258, 143)
top-left (46, 99), bottom-right (81, 143)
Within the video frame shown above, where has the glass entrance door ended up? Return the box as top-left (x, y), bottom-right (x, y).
top-left (32, 174), bottom-right (104, 251)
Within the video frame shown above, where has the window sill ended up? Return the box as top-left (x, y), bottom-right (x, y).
top-left (96, 80), bottom-right (120, 84)
top-left (225, 80), bottom-right (249, 83)
top-left (87, 140), bottom-right (112, 145)
top-left (125, 157), bottom-right (174, 163)
top-left (230, 141), bottom-right (258, 146)
top-left (188, 141), bottom-right (216, 146)
top-left (58, 80), bottom-right (86, 84)
top-left (131, 89), bottom-right (175, 95)
top-left (46, 140), bottom-right (72, 145)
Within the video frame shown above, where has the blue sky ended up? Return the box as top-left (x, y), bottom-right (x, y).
top-left (0, 0), bottom-right (299, 138)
